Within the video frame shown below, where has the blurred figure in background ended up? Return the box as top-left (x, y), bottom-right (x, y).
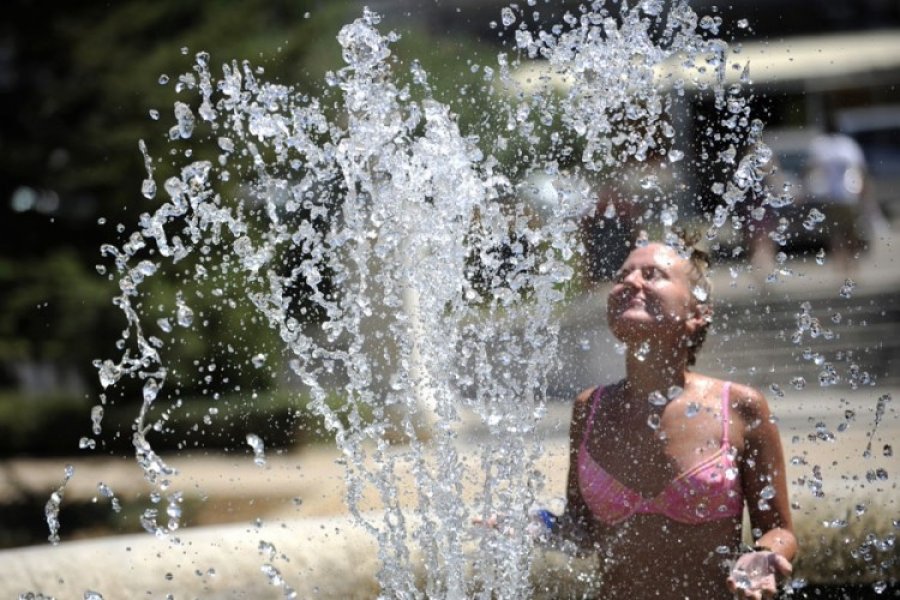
top-left (806, 123), bottom-right (873, 273)
top-left (740, 152), bottom-right (785, 277)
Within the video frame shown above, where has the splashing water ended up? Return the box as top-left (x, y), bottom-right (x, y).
top-left (246, 433), bottom-right (267, 467)
top-left (45, 464), bottom-right (75, 545)
top-left (69, 2), bottom-right (844, 597)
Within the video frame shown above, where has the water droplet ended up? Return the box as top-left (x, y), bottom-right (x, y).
top-left (141, 178), bottom-right (157, 200)
top-left (815, 248), bottom-right (826, 265)
top-left (760, 485), bottom-right (776, 500)
top-left (737, 18), bottom-right (750, 29)
top-left (176, 295), bottom-right (194, 327)
top-left (98, 482), bottom-right (114, 498)
top-left (96, 359), bottom-right (121, 389)
top-left (648, 391), bottom-right (667, 406)
top-left (167, 495), bottom-right (183, 522)
top-left (91, 405), bottom-right (104, 435)
top-left (173, 102), bottom-right (195, 139)
top-left (143, 378), bottom-right (160, 405)
top-left (149, 109), bottom-right (160, 120)
top-left (260, 563), bottom-right (284, 586)
top-left (790, 578), bottom-right (808, 590)
top-left (634, 341), bottom-right (650, 362)
top-left (246, 433), bottom-right (267, 467)
top-left (251, 353), bottom-right (267, 368)
top-left (646, 413), bottom-right (661, 430)
top-left (84, 591), bottom-right (104, 600)
top-left (839, 278), bottom-right (856, 299)
top-left (685, 402), bottom-right (700, 418)
top-left (158, 74), bottom-right (170, 85)
top-left (732, 569), bottom-right (752, 590)
top-left (500, 7), bottom-right (516, 27)
top-left (660, 205), bottom-right (678, 226)
top-left (884, 444), bottom-right (893, 457)
top-left (823, 518), bottom-right (848, 529)
top-left (668, 149), bottom-right (684, 163)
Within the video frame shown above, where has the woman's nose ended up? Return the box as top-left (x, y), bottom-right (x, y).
top-left (622, 269), bottom-right (643, 286)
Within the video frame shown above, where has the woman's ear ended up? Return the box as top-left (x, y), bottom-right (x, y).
top-left (689, 302), bottom-right (713, 333)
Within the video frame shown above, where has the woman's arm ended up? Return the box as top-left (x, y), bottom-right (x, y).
top-left (728, 384), bottom-right (797, 598)
top-left (553, 387), bottom-right (600, 551)
top-left (736, 385), bottom-right (797, 560)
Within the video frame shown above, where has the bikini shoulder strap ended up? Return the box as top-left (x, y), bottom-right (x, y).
top-left (721, 381), bottom-right (732, 447)
top-left (581, 385), bottom-right (605, 448)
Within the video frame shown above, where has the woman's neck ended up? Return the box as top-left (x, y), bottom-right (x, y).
top-left (623, 344), bottom-right (690, 403)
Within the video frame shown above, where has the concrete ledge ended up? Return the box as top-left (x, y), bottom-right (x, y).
top-left (2, 516), bottom-right (600, 599)
top-left (4, 516), bottom-right (381, 599)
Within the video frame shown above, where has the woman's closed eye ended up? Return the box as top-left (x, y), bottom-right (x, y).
top-left (642, 267), bottom-right (666, 281)
top-left (615, 267), bottom-right (667, 283)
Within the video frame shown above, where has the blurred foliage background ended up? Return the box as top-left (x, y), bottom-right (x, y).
top-left (5, 0), bottom-right (900, 457)
top-left (0, 0), bottom-right (510, 456)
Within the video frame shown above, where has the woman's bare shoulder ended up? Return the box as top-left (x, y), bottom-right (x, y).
top-left (573, 381), bottom-right (621, 408)
top-left (727, 382), bottom-right (770, 418)
top-left (690, 374), bottom-right (769, 418)
top-left (570, 383), bottom-right (610, 426)
top-left (575, 386), bottom-right (599, 406)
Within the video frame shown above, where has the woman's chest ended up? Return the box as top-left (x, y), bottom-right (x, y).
top-left (585, 403), bottom-right (734, 494)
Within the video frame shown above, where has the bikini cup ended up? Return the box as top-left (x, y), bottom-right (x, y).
top-left (577, 383), bottom-right (744, 526)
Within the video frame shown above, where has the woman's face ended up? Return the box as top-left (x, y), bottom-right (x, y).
top-left (606, 243), bottom-right (704, 346)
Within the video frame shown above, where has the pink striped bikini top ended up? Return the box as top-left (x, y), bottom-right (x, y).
top-left (578, 382), bottom-right (743, 526)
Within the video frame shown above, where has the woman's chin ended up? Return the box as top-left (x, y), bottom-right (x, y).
top-left (609, 316), bottom-right (677, 345)
top-left (609, 311), bottom-right (655, 331)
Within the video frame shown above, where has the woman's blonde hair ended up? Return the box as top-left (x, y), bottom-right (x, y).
top-left (673, 229), bottom-right (712, 367)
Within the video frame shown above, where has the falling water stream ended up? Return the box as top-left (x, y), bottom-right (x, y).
top-left (33, 1), bottom-right (897, 598)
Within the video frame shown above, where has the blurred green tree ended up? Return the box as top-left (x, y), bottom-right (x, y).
top-left (0, 0), bottom-right (506, 452)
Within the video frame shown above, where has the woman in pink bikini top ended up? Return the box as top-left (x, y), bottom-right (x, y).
top-left (553, 239), bottom-right (796, 600)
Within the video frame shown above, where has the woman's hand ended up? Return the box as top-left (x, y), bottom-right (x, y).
top-left (726, 550), bottom-right (792, 599)
top-left (472, 510), bottom-right (557, 543)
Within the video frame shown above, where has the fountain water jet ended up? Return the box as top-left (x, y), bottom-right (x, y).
top-left (16, 2), bottom-right (868, 598)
